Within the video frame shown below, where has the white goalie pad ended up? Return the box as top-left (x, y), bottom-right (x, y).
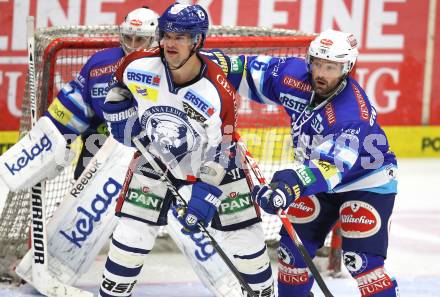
top-left (0, 116), bottom-right (74, 191)
top-left (16, 136), bottom-right (135, 285)
top-left (166, 208), bottom-right (242, 297)
top-left (16, 136), bottom-right (242, 296)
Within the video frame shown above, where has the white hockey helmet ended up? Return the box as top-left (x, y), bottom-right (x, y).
top-left (119, 7), bottom-right (159, 54)
top-left (306, 29), bottom-right (359, 76)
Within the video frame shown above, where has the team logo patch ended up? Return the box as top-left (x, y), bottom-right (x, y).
top-left (355, 267), bottom-right (394, 296)
top-left (130, 19), bottom-right (142, 26)
top-left (126, 188), bottom-right (164, 211)
top-left (340, 201), bottom-right (381, 238)
top-left (278, 242), bottom-right (294, 265)
top-left (320, 38), bottom-right (333, 46)
top-left (343, 251), bottom-right (368, 274)
top-left (296, 165), bottom-right (317, 186)
top-left (282, 76), bottom-right (313, 93)
top-left (347, 34), bottom-right (358, 48)
top-left (219, 193), bottom-right (252, 215)
top-left (183, 102), bottom-right (207, 123)
top-left (311, 159), bottom-right (339, 180)
top-left (183, 90), bottom-right (215, 117)
top-left (279, 92), bottom-right (308, 113)
top-left (278, 242), bottom-right (309, 285)
top-left (128, 83), bottom-right (159, 102)
top-left (127, 70), bottom-right (161, 86)
top-left (352, 84), bottom-right (369, 121)
top-left (91, 82), bottom-right (110, 98)
top-left (230, 56), bottom-right (243, 73)
top-left (90, 58), bottom-right (124, 78)
top-left (286, 195), bottom-right (320, 223)
top-left (48, 98), bottom-right (73, 125)
top-left (324, 102), bottom-right (336, 126)
top-left (141, 106), bottom-right (200, 166)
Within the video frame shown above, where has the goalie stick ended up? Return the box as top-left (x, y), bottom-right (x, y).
top-left (25, 16), bottom-right (93, 297)
top-left (132, 134), bottom-right (257, 297)
top-left (236, 139), bottom-right (335, 297)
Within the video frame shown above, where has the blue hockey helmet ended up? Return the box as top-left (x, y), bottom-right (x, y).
top-left (157, 3), bottom-right (209, 48)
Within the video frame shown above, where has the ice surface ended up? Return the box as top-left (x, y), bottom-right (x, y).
top-left (1, 159), bottom-right (439, 296)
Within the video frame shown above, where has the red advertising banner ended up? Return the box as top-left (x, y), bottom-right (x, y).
top-left (0, 0), bottom-right (438, 130)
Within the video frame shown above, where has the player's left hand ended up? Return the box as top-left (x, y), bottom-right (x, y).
top-left (176, 181), bottom-right (222, 232)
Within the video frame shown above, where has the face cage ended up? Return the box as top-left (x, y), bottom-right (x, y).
top-left (120, 33), bottom-right (154, 54)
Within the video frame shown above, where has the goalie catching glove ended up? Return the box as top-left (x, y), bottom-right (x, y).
top-left (252, 169), bottom-right (305, 214)
top-left (175, 181), bottom-right (222, 232)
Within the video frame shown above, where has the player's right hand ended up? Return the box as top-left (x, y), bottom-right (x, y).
top-left (102, 98), bottom-right (141, 147)
top-left (176, 181), bottom-right (222, 232)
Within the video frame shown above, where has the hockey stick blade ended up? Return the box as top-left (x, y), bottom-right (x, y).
top-left (132, 135), bottom-right (257, 297)
top-left (236, 140), bottom-right (334, 297)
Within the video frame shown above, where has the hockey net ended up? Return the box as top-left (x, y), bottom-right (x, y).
top-left (0, 25), bottom-right (340, 280)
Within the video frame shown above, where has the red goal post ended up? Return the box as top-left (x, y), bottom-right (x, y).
top-left (0, 25), bottom-right (343, 280)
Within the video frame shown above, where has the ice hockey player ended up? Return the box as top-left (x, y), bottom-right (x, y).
top-left (100, 3), bottom-right (274, 297)
top-left (45, 6), bottom-right (161, 177)
top-left (0, 7), bottom-right (159, 191)
top-left (232, 29), bottom-right (399, 297)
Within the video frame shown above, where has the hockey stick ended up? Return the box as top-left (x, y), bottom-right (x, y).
top-left (236, 139), bottom-right (334, 297)
top-left (26, 16), bottom-right (92, 297)
top-left (132, 134), bottom-right (256, 297)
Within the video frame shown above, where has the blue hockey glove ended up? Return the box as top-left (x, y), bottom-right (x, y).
top-left (102, 98), bottom-right (141, 147)
top-left (177, 181), bottom-right (222, 232)
top-left (252, 169), bottom-right (304, 214)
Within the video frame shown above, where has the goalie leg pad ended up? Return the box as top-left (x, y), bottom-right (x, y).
top-left (0, 116), bottom-right (75, 191)
top-left (343, 251), bottom-right (399, 297)
top-left (100, 217), bottom-right (159, 297)
top-left (277, 229), bottom-right (320, 297)
top-left (219, 223), bottom-right (274, 296)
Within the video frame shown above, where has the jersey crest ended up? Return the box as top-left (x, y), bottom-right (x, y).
top-left (141, 106), bottom-right (201, 166)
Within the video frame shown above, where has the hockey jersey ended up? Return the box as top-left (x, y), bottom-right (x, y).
top-left (229, 55), bottom-right (397, 195)
top-left (112, 47), bottom-right (237, 181)
top-left (45, 47), bottom-right (125, 136)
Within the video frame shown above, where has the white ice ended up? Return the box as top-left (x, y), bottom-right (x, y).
top-left (0, 159), bottom-right (439, 296)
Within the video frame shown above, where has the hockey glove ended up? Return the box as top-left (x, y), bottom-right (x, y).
top-left (102, 98), bottom-right (142, 147)
top-left (252, 169), bottom-right (304, 214)
top-left (177, 181), bottom-right (223, 232)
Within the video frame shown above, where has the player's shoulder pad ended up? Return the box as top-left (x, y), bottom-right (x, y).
top-left (275, 57), bottom-right (311, 91)
top-left (86, 47), bottom-right (125, 79)
top-left (200, 53), bottom-right (235, 97)
top-left (330, 78), bottom-right (376, 125)
top-left (200, 49), bottom-right (230, 76)
top-left (85, 47), bottom-right (124, 68)
top-left (114, 47), bottom-right (161, 82)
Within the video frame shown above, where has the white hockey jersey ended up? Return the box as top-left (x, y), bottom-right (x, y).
top-left (113, 47), bottom-right (237, 181)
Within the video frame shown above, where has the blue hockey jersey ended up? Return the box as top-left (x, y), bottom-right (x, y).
top-left (229, 55), bottom-right (397, 196)
top-left (45, 47), bottom-right (125, 136)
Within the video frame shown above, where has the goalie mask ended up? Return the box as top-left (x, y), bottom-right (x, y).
top-left (306, 29), bottom-right (359, 77)
top-left (120, 7), bottom-right (159, 54)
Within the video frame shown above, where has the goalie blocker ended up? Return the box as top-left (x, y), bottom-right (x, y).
top-left (0, 116), bottom-right (74, 192)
